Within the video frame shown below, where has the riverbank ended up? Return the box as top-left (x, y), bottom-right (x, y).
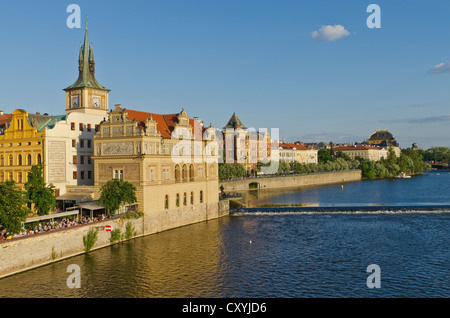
top-left (0, 200), bottom-right (230, 279)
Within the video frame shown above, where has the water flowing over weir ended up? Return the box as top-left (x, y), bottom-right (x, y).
top-left (231, 204), bottom-right (450, 215)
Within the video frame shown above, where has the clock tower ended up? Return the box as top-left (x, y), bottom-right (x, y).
top-left (64, 27), bottom-right (110, 116)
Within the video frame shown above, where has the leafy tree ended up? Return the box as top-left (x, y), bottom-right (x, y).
top-left (98, 179), bottom-right (137, 217)
top-left (0, 180), bottom-right (30, 234)
top-left (318, 149), bottom-right (332, 163)
top-left (24, 164), bottom-right (56, 216)
top-left (219, 163), bottom-right (246, 180)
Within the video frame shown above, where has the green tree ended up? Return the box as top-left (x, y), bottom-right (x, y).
top-left (0, 180), bottom-right (30, 234)
top-left (318, 149), bottom-right (332, 163)
top-left (24, 164), bottom-right (56, 216)
top-left (98, 179), bottom-right (137, 217)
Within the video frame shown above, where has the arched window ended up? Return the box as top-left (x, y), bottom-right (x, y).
top-left (189, 165), bottom-right (194, 181)
top-left (37, 154), bottom-right (42, 165)
top-left (18, 154), bottom-right (22, 166)
top-left (27, 154), bottom-right (32, 165)
top-left (182, 164), bottom-right (188, 181)
top-left (9, 155), bottom-right (13, 166)
top-left (164, 195), bottom-right (169, 210)
top-left (175, 164), bottom-right (180, 181)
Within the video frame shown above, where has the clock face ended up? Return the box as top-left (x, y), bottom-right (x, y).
top-left (92, 97), bottom-right (101, 108)
top-left (72, 96), bottom-right (79, 108)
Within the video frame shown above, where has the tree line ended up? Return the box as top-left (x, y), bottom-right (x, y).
top-left (218, 147), bottom-right (432, 181)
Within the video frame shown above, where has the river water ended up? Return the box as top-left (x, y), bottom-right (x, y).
top-left (0, 171), bottom-right (449, 298)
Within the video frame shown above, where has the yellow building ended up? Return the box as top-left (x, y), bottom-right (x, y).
top-left (0, 109), bottom-right (61, 186)
top-left (334, 145), bottom-right (387, 162)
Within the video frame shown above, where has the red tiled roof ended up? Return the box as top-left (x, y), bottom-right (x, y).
top-left (126, 109), bottom-right (204, 140)
top-left (279, 142), bottom-right (312, 150)
top-left (0, 114), bottom-right (12, 130)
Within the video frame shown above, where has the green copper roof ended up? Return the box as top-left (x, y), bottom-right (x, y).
top-left (64, 28), bottom-right (109, 91)
top-left (224, 112), bottom-right (247, 129)
top-left (27, 114), bottom-right (66, 132)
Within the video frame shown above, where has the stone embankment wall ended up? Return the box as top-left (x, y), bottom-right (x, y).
top-left (0, 200), bottom-right (229, 279)
top-left (220, 170), bottom-right (362, 192)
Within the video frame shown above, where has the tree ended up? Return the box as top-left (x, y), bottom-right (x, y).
top-left (318, 149), bottom-right (332, 163)
top-left (0, 180), bottom-right (30, 234)
top-left (24, 164), bottom-right (56, 216)
top-left (98, 179), bottom-right (137, 216)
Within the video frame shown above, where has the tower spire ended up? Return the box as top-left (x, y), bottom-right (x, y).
top-left (64, 26), bottom-right (109, 92)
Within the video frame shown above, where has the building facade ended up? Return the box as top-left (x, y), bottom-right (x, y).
top-left (92, 105), bottom-right (220, 228)
top-left (334, 145), bottom-right (388, 161)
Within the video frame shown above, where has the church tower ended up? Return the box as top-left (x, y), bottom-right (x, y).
top-left (64, 26), bottom-right (110, 116)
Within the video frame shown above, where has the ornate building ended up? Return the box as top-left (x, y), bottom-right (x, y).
top-left (92, 105), bottom-right (221, 232)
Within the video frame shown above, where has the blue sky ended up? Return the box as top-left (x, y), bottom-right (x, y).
top-left (0, 0), bottom-right (449, 149)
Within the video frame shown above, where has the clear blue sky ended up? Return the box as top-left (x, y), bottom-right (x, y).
top-left (0, 0), bottom-right (449, 149)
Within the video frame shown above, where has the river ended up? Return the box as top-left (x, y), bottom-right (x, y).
top-left (0, 171), bottom-right (449, 298)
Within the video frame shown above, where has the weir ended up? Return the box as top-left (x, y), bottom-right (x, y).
top-left (231, 204), bottom-right (450, 214)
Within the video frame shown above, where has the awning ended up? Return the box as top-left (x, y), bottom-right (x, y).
top-left (56, 193), bottom-right (93, 203)
top-left (25, 210), bottom-right (80, 224)
top-left (75, 201), bottom-right (105, 211)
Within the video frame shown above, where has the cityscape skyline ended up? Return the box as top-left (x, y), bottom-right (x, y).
top-left (0, 1), bottom-right (449, 149)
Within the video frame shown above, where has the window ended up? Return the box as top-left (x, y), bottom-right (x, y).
top-left (80, 156), bottom-right (84, 165)
top-left (87, 124), bottom-right (91, 132)
top-left (114, 169), bottom-right (124, 180)
top-left (0, 155), bottom-right (3, 166)
top-left (73, 155), bottom-right (77, 165)
top-left (18, 154), bottom-right (22, 166)
top-left (88, 171), bottom-right (92, 179)
top-left (176, 193), bottom-right (180, 207)
top-left (165, 195), bottom-right (169, 210)
top-left (9, 172), bottom-right (13, 181)
top-left (163, 168), bottom-right (169, 180)
top-left (0, 173), bottom-right (3, 182)
top-left (150, 168), bottom-right (154, 181)
top-left (190, 192), bottom-right (194, 205)
top-left (200, 191), bottom-right (203, 204)
top-left (79, 123), bottom-right (84, 131)
top-left (183, 192), bottom-right (187, 206)
top-left (71, 122), bottom-right (75, 130)
top-left (95, 124), bottom-right (100, 132)
top-left (80, 139), bottom-right (84, 148)
top-left (72, 139), bottom-right (76, 147)
top-left (17, 172), bottom-right (22, 183)
top-left (175, 165), bottom-right (180, 181)
top-left (37, 154), bottom-right (42, 165)
top-left (80, 171), bottom-right (85, 179)
top-left (87, 157), bottom-right (91, 165)
top-left (9, 155), bottom-right (13, 166)
top-left (87, 140), bottom-right (92, 148)
top-left (26, 154), bottom-right (31, 165)
top-left (73, 171), bottom-right (77, 180)
top-left (198, 167), bottom-right (204, 178)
